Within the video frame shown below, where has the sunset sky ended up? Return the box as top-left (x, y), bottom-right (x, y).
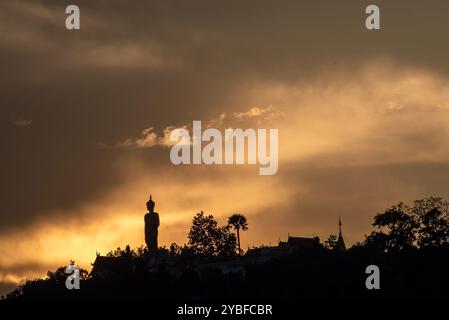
top-left (2, 0), bottom-right (449, 296)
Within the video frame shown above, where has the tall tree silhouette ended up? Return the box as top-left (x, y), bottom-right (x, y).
top-left (370, 202), bottom-right (418, 251)
top-left (364, 197), bottom-right (449, 251)
top-left (413, 197), bottom-right (449, 247)
top-left (227, 214), bottom-right (248, 256)
top-left (188, 211), bottom-right (236, 256)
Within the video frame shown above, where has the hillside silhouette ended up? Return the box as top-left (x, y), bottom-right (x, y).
top-left (2, 196), bottom-right (449, 301)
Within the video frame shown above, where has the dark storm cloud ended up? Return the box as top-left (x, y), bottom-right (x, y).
top-left (1, 0), bottom-right (449, 234)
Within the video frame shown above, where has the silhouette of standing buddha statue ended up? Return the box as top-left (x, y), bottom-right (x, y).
top-left (144, 195), bottom-right (160, 254)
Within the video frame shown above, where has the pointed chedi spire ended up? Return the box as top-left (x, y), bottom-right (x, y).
top-left (336, 216), bottom-right (347, 251)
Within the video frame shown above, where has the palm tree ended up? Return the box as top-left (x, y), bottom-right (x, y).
top-left (227, 214), bottom-right (248, 256)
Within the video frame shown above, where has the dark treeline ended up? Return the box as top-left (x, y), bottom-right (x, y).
top-left (3, 197), bottom-right (449, 301)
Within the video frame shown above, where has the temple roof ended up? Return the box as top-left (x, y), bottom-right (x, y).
top-left (287, 236), bottom-right (320, 249)
top-left (90, 255), bottom-right (134, 276)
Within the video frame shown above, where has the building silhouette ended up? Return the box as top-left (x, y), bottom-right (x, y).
top-left (90, 255), bottom-right (134, 278)
top-left (336, 217), bottom-right (346, 251)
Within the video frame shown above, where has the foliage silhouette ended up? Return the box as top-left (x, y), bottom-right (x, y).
top-left (227, 213), bottom-right (248, 256)
top-left (364, 197), bottom-right (449, 252)
top-left (324, 234), bottom-right (338, 250)
top-left (187, 211), bottom-right (237, 256)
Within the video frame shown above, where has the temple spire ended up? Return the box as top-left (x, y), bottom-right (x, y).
top-left (339, 216), bottom-right (342, 236)
top-left (336, 216), bottom-right (346, 251)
